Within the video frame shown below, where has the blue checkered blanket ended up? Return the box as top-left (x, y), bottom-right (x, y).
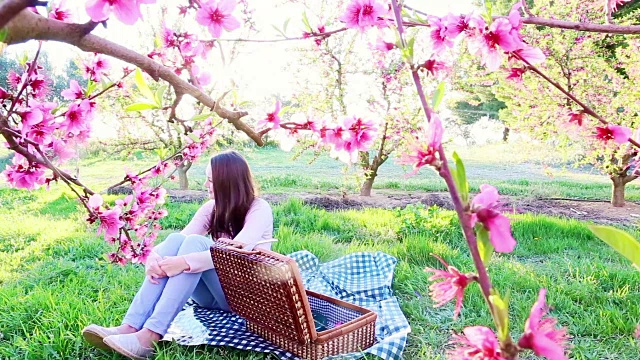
top-left (164, 251), bottom-right (411, 359)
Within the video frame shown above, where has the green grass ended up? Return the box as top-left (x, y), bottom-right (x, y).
top-left (0, 189), bottom-right (639, 359)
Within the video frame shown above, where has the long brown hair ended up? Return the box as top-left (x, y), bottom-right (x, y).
top-left (207, 151), bottom-right (256, 239)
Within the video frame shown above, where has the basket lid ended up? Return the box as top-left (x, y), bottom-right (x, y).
top-left (210, 241), bottom-right (317, 344)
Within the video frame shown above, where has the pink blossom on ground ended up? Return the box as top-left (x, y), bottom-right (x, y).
top-left (518, 289), bottom-right (570, 360)
top-left (49, 0), bottom-right (73, 22)
top-left (447, 326), bottom-right (506, 360)
top-left (339, 0), bottom-right (387, 31)
top-left (196, 0), bottom-right (242, 38)
top-left (471, 184), bottom-right (517, 253)
top-left (424, 254), bottom-right (477, 319)
top-left (257, 101), bottom-right (282, 129)
top-left (61, 80), bottom-right (84, 100)
top-left (398, 115), bottom-right (443, 175)
top-left (595, 125), bottom-right (632, 144)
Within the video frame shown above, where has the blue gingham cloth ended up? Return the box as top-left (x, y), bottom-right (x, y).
top-left (164, 251), bottom-right (411, 359)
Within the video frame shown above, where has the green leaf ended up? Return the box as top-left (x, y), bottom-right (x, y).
top-left (588, 225), bottom-right (640, 270)
top-left (477, 226), bottom-right (494, 265)
top-left (302, 11), bottom-right (312, 32)
top-left (155, 148), bottom-right (169, 160)
top-left (188, 132), bottom-right (201, 142)
top-left (125, 102), bottom-right (159, 112)
top-left (283, 18), bottom-right (291, 34)
top-left (271, 24), bottom-right (287, 38)
top-left (134, 68), bottom-right (155, 101)
top-left (0, 27), bottom-right (8, 43)
top-left (85, 80), bottom-right (97, 97)
top-left (431, 82), bottom-right (445, 110)
top-left (190, 112), bottom-right (214, 122)
top-left (154, 85), bottom-right (167, 107)
top-left (452, 151), bottom-right (469, 203)
top-left (489, 290), bottom-right (510, 343)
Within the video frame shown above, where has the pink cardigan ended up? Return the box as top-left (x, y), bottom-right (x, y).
top-left (178, 198), bottom-right (274, 273)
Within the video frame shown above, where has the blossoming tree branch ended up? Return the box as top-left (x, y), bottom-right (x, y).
top-left (1, 0), bottom-right (640, 358)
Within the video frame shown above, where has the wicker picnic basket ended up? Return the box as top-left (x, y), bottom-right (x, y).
top-left (210, 241), bottom-right (377, 360)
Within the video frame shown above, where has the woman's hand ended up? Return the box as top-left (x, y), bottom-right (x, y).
top-left (158, 256), bottom-right (190, 277)
top-left (219, 238), bottom-right (246, 249)
top-left (145, 252), bottom-right (167, 285)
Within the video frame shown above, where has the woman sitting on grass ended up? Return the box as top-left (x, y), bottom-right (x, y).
top-left (82, 150), bottom-right (275, 360)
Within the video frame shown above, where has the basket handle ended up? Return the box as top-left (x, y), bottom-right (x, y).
top-left (225, 247), bottom-right (260, 255)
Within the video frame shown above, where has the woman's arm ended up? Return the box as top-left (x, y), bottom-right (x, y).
top-left (180, 200), bottom-right (214, 236)
top-left (231, 198), bottom-right (274, 249)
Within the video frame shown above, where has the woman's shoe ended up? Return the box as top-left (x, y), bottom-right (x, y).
top-left (81, 324), bottom-right (120, 350)
top-left (103, 333), bottom-right (155, 360)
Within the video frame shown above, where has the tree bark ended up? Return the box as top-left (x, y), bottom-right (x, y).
top-left (502, 127), bottom-right (510, 142)
top-left (360, 175), bottom-right (375, 196)
top-left (610, 174), bottom-right (637, 207)
top-left (176, 161), bottom-right (192, 190)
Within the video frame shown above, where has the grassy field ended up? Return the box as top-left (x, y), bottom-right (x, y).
top-left (0, 145), bottom-right (639, 359)
top-left (13, 143), bottom-right (636, 202)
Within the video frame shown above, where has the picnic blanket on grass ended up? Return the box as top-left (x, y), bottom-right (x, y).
top-left (164, 250), bottom-right (411, 359)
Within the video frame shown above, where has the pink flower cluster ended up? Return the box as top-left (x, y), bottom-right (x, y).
top-left (148, 25), bottom-right (213, 88)
top-left (179, 117), bottom-right (218, 163)
top-left (85, 0), bottom-right (156, 25)
top-left (429, 4), bottom-right (545, 73)
top-left (82, 53), bottom-right (111, 83)
top-left (2, 63), bottom-right (98, 190)
top-left (447, 289), bottom-right (569, 360)
top-left (87, 173), bottom-right (168, 265)
top-left (48, 0), bottom-right (74, 22)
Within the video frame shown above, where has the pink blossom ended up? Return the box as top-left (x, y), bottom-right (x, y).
top-left (428, 16), bottom-right (454, 53)
top-left (567, 111), bottom-right (585, 127)
top-left (62, 100), bottom-right (92, 135)
top-left (472, 18), bottom-right (524, 71)
top-left (8, 71), bottom-right (22, 89)
top-left (507, 2), bottom-right (523, 30)
top-left (506, 67), bottom-right (526, 82)
top-left (162, 25), bottom-right (178, 48)
top-left (191, 64), bottom-right (212, 87)
top-left (635, 324), bottom-right (640, 339)
top-left (49, 0), bottom-right (73, 22)
top-left (595, 125), bottom-right (632, 144)
top-left (258, 101), bottom-right (282, 129)
top-left (88, 194), bottom-right (104, 209)
top-left (85, 0), bottom-right (154, 25)
top-left (375, 38), bottom-right (396, 53)
top-left (339, 0), bottom-right (386, 31)
top-left (97, 208), bottom-right (125, 238)
top-left (422, 59), bottom-right (449, 78)
top-left (471, 184), bottom-right (517, 253)
top-left (444, 13), bottom-right (478, 38)
top-left (2, 155), bottom-right (47, 190)
top-left (83, 55), bottom-right (111, 82)
top-left (398, 115), bottom-right (443, 175)
top-left (518, 289), bottom-right (570, 360)
top-left (108, 252), bottom-right (128, 266)
top-left (196, 0), bottom-right (242, 38)
top-left (150, 161), bottom-right (169, 177)
top-left (610, 0), bottom-right (631, 12)
top-left (447, 326), bottom-right (506, 360)
top-left (0, 87), bottom-right (9, 101)
top-left (61, 80), bottom-right (84, 100)
top-left (424, 254), bottom-right (477, 319)
top-left (342, 115), bottom-right (378, 153)
top-left (514, 46), bottom-right (546, 65)
top-left (51, 140), bottom-right (75, 161)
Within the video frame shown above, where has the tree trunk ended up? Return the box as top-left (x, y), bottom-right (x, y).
top-left (360, 176), bottom-right (375, 196)
top-left (502, 126), bottom-right (510, 142)
top-left (176, 161), bottom-right (192, 190)
top-left (610, 174), bottom-right (636, 207)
